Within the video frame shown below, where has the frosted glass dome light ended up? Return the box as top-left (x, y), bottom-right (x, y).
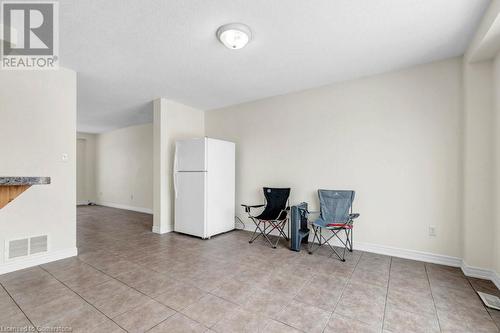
top-left (216, 23), bottom-right (252, 50)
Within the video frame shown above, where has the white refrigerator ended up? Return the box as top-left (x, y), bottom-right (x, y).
top-left (174, 138), bottom-right (235, 239)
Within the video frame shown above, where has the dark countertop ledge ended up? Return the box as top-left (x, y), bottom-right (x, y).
top-left (0, 177), bottom-right (51, 186)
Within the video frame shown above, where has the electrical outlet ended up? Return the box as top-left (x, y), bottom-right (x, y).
top-left (130, 194), bottom-right (134, 200)
top-left (429, 225), bottom-right (436, 237)
top-left (61, 153), bottom-right (69, 162)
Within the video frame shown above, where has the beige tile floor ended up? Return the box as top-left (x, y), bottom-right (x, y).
top-left (1, 205), bottom-right (499, 332)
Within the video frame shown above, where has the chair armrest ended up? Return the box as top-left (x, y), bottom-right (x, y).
top-left (278, 207), bottom-right (290, 220)
top-left (241, 204), bottom-right (265, 213)
top-left (349, 213), bottom-right (360, 219)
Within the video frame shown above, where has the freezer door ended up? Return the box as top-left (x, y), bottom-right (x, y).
top-left (175, 138), bottom-right (207, 171)
top-left (174, 172), bottom-right (207, 238)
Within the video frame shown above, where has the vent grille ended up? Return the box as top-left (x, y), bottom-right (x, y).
top-left (8, 239), bottom-right (29, 259)
top-left (30, 235), bottom-right (48, 255)
top-left (6, 235), bottom-right (48, 260)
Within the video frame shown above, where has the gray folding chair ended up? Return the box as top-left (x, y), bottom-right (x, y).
top-left (308, 190), bottom-right (359, 261)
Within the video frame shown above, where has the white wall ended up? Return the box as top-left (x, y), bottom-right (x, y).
top-left (95, 124), bottom-right (153, 213)
top-left (462, 60), bottom-right (495, 270)
top-left (153, 99), bottom-right (204, 233)
top-left (76, 132), bottom-right (97, 204)
top-left (0, 68), bottom-right (77, 273)
top-left (494, 53), bottom-right (500, 275)
top-left (459, 0), bottom-right (500, 277)
top-left (206, 58), bottom-right (463, 258)
top-left (165, 100), bottom-right (205, 230)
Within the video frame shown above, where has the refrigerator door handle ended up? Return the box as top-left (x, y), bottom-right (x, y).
top-left (174, 145), bottom-right (178, 198)
top-left (174, 172), bottom-right (178, 198)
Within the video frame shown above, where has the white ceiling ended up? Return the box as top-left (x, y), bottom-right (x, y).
top-left (59, 0), bottom-right (490, 133)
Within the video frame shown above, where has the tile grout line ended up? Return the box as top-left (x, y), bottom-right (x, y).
top-left (321, 249), bottom-right (362, 333)
top-left (65, 258), bottom-right (190, 327)
top-left (143, 314), bottom-right (178, 333)
top-left (23, 206), bottom-right (499, 333)
top-left (144, 311), bottom-right (207, 333)
top-left (271, 321), bottom-right (307, 333)
top-left (203, 289), bottom-right (256, 329)
top-left (85, 257), bottom-right (242, 332)
top-left (222, 246), bottom-right (322, 332)
top-left (245, 255), bottom-right (312, 332)
top-left (39, 265), bottom-right (132, 333)
top-left (75, 257), bottom-right (159, 299)
top-left (147, 248), bottom-right (311, 332)
top-left (380, 256), bottom-right (392, 332)
top-left (465, 276), bottom-right (500, 331)
top-left (0, 281), bottom-right (40, 333)
top-left (264, 249), bottom-right (332, 332)
top-left (425, 264), bottom-right (443, 333)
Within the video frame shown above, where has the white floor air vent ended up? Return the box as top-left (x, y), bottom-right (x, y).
top-left (30, 235), bottom-right (48, 254)
top-left (8, 239), bottom-right (29, 259)
top-left (6, 235), bottom-right (48, 260)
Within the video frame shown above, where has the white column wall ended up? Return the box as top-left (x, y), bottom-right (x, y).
top-left (153, 99), bottom-right (204, 234)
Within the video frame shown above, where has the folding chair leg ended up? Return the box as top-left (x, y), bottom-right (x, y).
top-left (270, 233), bottom-right (281, 248)
top-left (264, 220), bottom-right (288, 248)
top-left (350, 229), bottom-right (353, 252)
top-left (248, 218), bottom-right (292, 249)
top-left (251, 220), bottom-right (279, 248)
top-left (327, 229), bottom-right (347, 262)
top-left (344, 229), bottom-right (349, 251)
top-left (345, 229), bottom-right (353, 252)
top-left (308, 227), bottom-right (315, 254)
top-left (308, 226), bottom-right (322, 254)
top-left (309, 226), bottom-right (350, 262)
top-left (275, 220), bottom-right (289, 241)
top-left (248, 219), bottom-right (272, 245)
top-left (262, 230), bottom-right (278, 248)
top-left (248, 219), bottom-right (265, 243)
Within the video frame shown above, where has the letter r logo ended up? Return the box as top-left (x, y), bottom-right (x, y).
top-left (2, 2), bottom-right (54, 56)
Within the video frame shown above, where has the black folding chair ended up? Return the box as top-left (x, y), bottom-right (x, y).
top-left (242, 187), bottom-right (290, 248)
top-left (307, 190), bottom-right (360, 261)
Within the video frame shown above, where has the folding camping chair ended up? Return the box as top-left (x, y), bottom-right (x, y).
top-left (308, 190), bottom-right (359, 261)
top-left (242, 187), bottom-right (290, 248)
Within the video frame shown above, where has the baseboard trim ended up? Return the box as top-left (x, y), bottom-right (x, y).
top-left (354, 242), bottom-right (463, 267)
top-left (461, 262), bottom-right (500, 289)
top-left (492, 271), bottom-right (500, 290)
top-left (152, 225), bottom-right (173, 234)
top-left (96, 201), bottom-right (153, 214)
top-left (461, 262), bottom-right (494, 279)
top-left (242, 223), bottom-right (463, 267)
top-left (0, 247), bottom-right (78, 275)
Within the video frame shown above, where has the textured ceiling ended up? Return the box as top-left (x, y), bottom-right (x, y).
top-left (59, 0), bottom-right (490, 133)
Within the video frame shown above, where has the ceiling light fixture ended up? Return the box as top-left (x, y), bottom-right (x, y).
top-left (216, 23), bottom-right (252, 50)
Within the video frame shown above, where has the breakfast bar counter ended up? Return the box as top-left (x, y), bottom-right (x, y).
top-left (0, 177), bottom-right (51, 209)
